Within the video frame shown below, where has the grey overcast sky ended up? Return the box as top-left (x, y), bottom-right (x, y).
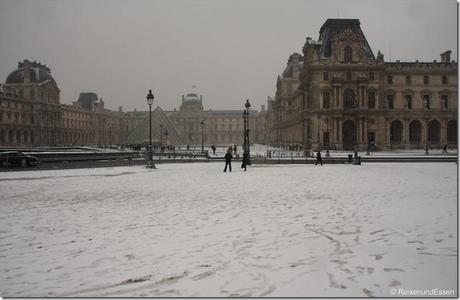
top-left (0, 0), bottom-right (457, 112)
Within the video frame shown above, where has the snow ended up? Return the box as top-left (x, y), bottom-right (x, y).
top-left (0, 162), bottom-right (457, 297)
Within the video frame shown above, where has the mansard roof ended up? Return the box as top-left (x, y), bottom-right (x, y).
top-left (318, 18), bottom-right (375, 60)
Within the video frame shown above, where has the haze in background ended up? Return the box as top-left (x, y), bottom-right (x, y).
top-left (0, 0), bottom-right (456, 112)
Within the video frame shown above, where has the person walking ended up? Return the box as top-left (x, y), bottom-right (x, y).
top-left (211, 145), bottom-right (216, 156)
top-left (315, 150), bottom-right (323, 166)
top-left (442, 144), bottom-right (448, 154)
top-left (224, 148), bottom-right (233, 172)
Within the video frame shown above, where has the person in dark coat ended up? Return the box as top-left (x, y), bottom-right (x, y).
top-left (442, 144), bottom-right (448, 154)
top-left (211, 145), bottom-right (216, 156)
top-left (224, 149), bottom-right (233, 172)
top-left (315, 150), bottom-right (323, 166)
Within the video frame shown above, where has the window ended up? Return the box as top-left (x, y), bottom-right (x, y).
top-left (441, 95), bottom-right (448, 109)
top-left (323, 72), bottom-right (329, 81)
top-left (405, 76), bottom-right (411, 85)
top-left (424, 76), bottom-right (429, 84)
top-left (346, 71), bottom-right (352, 81)
top-left (323, 91), bottom-right (330, 109)
top-left (344, 89), bottom-right (355, 109)
top-left (368, 91), bottom-right (376, 109)
top-left (442, 75), bottom-right (448, 85)
top-left (423, 95), bottom-right (431, 109)
top-left (344, 46), bottom-right (352, 63)
top-left (387, 95), bottom-right (394, 109)
top-left (369, 72), bottom-right (374, 81)
top-left (387, 75), bottom-right (393, 84)
top-left (405, 95), bottom-right (412, 109)
top-left (30, 89), bottom-right (35, 100)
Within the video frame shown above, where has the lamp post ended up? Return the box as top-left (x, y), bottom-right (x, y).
top-left (159, 123), bottom-right (163, 159)
top-left (425, 120), bottom-right (429, 155)
top-left (146, 89), bottom-right (156, 168)
top-left (200, 120), bottom-right (204, 154)
top-left (242, 99), bottom-right (251, 169)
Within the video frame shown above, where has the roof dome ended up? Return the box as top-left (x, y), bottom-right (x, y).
top-left (183, 93), bottom-right (200, 101)
top-left (5, 60), bottom-right (57, 87)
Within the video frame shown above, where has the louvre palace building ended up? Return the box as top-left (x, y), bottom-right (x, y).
top-left (0, 60), bottom-right (132, 147)
top-left (0, 59), bottom-right (267, 148)
top-left (267, 19), bottom-right (458, 150)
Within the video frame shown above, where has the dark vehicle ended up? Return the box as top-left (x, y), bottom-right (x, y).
top-left (0, 151), bottom-right (40, 168)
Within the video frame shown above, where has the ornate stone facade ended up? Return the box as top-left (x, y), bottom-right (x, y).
top-left (268, 19), bottom-right (458, 150)
top-left (0, 60), bottom-right (127, 147)
top-left (167, 92), bottom-right (267, 147)
top-left (0, 60), bottom-right (267, 148)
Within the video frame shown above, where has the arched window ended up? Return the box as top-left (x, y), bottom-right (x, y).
top-left (344, 88), bottom-right (355, 109)
top-left (409, 120), bottom-right (422, 143)
top-left (344, 46), bottom-right (352, 63)
top-left (390, 120), bottom-right (403, 143)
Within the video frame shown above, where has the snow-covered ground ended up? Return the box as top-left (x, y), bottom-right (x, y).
top-left (0, 162), bottom-right (457, 297)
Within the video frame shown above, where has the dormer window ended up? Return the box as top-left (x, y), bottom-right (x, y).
top-left (323, 72), bottom-right (329, 81)
top-left (344, 46), bottom-right (352, 63)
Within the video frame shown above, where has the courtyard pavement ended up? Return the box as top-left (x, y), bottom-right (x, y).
top-left (0, 162), bottom-right (457, 297)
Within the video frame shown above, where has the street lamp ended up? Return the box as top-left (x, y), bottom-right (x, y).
top-left (200, 120), bottom-right (204, 154)
top-left (242, 99), bottom-right (251, 170)
top-left (425, 120), bottom-right (429, 155)
top-left (146, 89), bottom-right (156, 168)
top-left (159, 123), bottom-right (163, 159)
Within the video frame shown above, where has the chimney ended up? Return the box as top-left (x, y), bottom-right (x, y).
top-left (182, 95), bottom-right (185, 103)
top-left (261, 105), bottom-right (266, 112)
top-left (119, 106), bottom-right (123, 113)
top-left (441, 50), bottom-right (451, 63)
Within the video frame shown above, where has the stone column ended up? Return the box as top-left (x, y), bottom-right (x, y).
top-left (440, 118), bottom-right (447, 146)
top-left (357, 118), bottom-right (361, 144)
top-left (422, 120), bottom-right (428, 144)
top-left (338, 86), bottom-right (342, 109)
top-left (338, 118), bottom-right (343, 144)
top-left (363, 117), bottom-right (368, 144)
top-left (385, 118), bottom-right (389, 143)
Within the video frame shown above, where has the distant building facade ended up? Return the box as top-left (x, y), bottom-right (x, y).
top-left (0, 60), bottom-right (267, 148)
top-left (0, 60), bottom-right (127, 147)
top-left (268, 19), bottom-right (458, 150)
top-left (166, 92), bottom-right (267, 147)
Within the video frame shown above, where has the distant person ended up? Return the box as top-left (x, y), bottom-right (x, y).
top-left (211, 145), bottom-right (216, 156)
top-left (233, 145), bottom-right (237, 156)
top-left (315, 150), bottom-right (323, 166)
top-left (224, 149), bottom-right (233, 172)
top-left (443, 144), bottom-right (448, 154)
